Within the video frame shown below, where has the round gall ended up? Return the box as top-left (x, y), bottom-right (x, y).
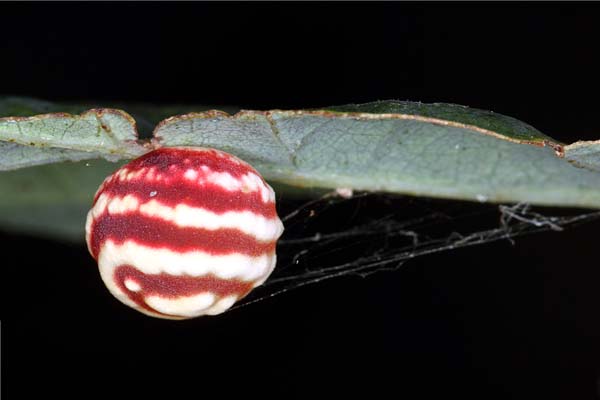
top-left (85, 147), bottom-right (284, 319)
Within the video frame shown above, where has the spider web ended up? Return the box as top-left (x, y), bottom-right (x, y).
top-left (233, 191), bottom-right (600, 310)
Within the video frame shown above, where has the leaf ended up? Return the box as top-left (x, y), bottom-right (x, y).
top-left (0, 96), bottom-right (239, 134)
top-left (563, 140), bottom-right (600, 172)
top-left (154, 102), bottom-right (600, 209)
top-left (0, 97), bottom-right (239, 170)
top-left (0, 159), bottom-right (123, 241)
top-left (0, 107), bottom-right (147, 163)
top-left (324, 101), bottom-right (559, 145)
top-left (3, 97), bottom-right (600, 242)
top-left (0, 142), bottom-right (98, 170)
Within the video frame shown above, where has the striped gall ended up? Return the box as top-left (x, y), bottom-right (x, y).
top-left (85, 147), bottom-right (284, 319)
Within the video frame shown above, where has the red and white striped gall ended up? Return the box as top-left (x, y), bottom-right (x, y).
top-left (85, 147), bottom-right (284, 319)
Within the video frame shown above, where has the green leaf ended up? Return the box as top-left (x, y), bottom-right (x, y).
top-left (4, 97), bottom-right (600, 241)
top-left (0, 97), bottom-right (240, 170)
top-left (0, 159), bottom-right (122, 241)
top-left (0, 142), bottom-right (97, 170)
top-left (563, 140), bottom-right (600, 172)
top-left (324, 101), bottom-right (559, 145)
top-left (0, 96), bottom-right (239, 133)
top-left (0, 107), bottom-right (146, 162)
top-left (154, 103), bottom-right (600, 209)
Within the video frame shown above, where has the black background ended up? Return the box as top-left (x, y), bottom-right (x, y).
top-left (2, 2), bottom-right (600, 399)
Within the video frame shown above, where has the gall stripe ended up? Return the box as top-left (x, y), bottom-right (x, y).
top-left (89, 213), bottom-right (277, 258)
top-left (127, 147), bottom-right (255, 178)
top-left (91, 194), bottom-right (281, 241)
top-left (115, 265), bottom-right (255, 298)
top-left (97, 241), bottom-right (276, 282)
top-left (114, 265), bottom-right (254, 317)
top-left (95, 179), bottom-right (277, 217)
